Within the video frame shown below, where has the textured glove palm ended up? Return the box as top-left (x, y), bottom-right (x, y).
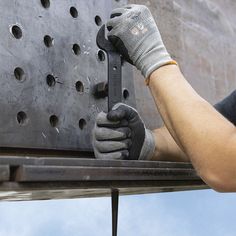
top-left (93, 103), bottom-right (155, 160)
top-left (107, 4), bottom-right (176, 79)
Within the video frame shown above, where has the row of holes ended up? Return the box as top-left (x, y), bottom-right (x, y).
top-left (41, 0), bottom-right (120, 8)
top-left (40, 0), bottom-right (103, 26)
top-left (44, 36), bottom-right (82, 57)
top-left (14, 67), bottom-right (85, 92)
top-left (10, 25), bottom-right (106, 60)
top-left (14, 67), bottom-right (130, 98)
top-left (46, 74), bottom-right (85, 93)
top-left (10, 26), bottom-right (81, 56)
top-left (10, 26), bottom-right (82, 59)
top-left (10, 14), bottom-right (102, 52)
top-left (17, 111), bottom-right (87, 129)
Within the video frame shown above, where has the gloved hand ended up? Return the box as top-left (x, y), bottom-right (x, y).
top-left (107, 4), bottom-right (177, 81)
top-left (92, 103), bottom-right (155, 160)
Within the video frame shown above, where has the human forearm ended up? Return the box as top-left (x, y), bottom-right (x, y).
top-left (151, 90), bottom-right (236, 163)
top-left (151, 126), bottom-right (189, 162)
top-left (149, 65), bottom-right (236, 191)
top-left (102, 4), bottom-right (236, 191)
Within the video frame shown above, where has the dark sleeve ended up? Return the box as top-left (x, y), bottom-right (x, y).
top-left (214, 90), bottom-right (236, 126)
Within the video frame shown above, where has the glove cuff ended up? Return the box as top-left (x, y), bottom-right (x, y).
top-left (143, 54), bottom-right (177, 79)
top-left (145, 60), bottom-right (178, 85)
top-left (134, 32), bottom-right (178, 82)
top-left (139, 129), bottom-right (155, 160)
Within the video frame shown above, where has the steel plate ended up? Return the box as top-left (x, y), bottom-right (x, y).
top-left (0, 0), bottom-right (135, 151)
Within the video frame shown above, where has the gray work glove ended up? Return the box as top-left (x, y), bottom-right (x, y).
top-left (107, 4), bottom-right (177, 80)
top-left (92, 103), bottom-right (155, 160)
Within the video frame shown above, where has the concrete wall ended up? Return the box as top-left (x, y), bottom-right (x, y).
top-left (128, 0), bottom-right (236, 129)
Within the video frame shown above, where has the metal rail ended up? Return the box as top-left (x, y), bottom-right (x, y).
top-left (0, 155), bottom-right (207, 201)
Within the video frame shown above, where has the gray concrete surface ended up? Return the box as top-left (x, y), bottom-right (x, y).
top-left (128, 0), bottom-right (236, 129)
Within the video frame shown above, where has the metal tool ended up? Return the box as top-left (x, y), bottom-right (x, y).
top-left (96, 24), bottom-right (122, 236)
top-left (96, 24), bottom-right (122, 111)
top-left (111, 189), bottom-right (119, 236)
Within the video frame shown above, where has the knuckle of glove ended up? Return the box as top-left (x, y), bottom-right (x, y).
top-left (96, 112), bottom-right (108, 123)
top-left (95, 127), bottom-right (128, 141)
top-left (117, 127), bottom-right (131, 139)
top-left (96, 111), bottom-right (119, 127)
top-left (93, 132), bottom-right (130, 160)
top-left (94, 140), bottom-right (130, 153)
top-left (94, 150), bottom-right (128, 160)
top-left (124, 4), bottom-right (149, 18)
top-left (110, 7), bottom-right (126, 17)
top-left (112, 103), bottom-right (139, 122)
top-left (131, 4), bottom-right (150, 14)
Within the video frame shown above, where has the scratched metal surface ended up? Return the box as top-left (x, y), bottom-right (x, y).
top-left (0, 0), bottom-right (232, 150)
top-left (129, 0), bottom-right (236, 129)
top-left (0, 184), bottom-right (207, 201)
top-left (0, 0), bottom-right (135, 151)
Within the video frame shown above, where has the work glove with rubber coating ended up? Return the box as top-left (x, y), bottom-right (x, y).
top-left (107, 4), bottom-right (176, 80)
top-left (92, 103), bottom-right (155, 160)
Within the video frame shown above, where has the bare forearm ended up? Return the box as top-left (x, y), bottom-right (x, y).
top-left (149, 65), bottom-right (236, 191)
top-left (151, 126), bottom-right (189, 162)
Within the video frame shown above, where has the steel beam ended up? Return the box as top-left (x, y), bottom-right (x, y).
top-left (0, 156), bottom-right (207, 201)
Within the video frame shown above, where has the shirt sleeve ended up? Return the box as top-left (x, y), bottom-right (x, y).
top-left (214, 90), bottom-right (236, 126)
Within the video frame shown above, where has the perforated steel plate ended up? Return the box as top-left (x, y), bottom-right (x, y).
top-left (0, 0), bottom-right (135, 151)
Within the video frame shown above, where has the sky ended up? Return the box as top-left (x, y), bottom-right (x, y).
top-left (0, 189), bottom-right (235, 236)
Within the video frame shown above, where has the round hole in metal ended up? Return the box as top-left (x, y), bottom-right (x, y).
top-left (49, 115), bottom-right (59, 127)
top-left (97, 50), bottom-right (105, 61)
top-left (14, 67), bottom-right (26, 82)
top-left (95, 15), bottom-right (102, 26)
top-left (11, 25), bottom-right (22, 39)
top-left (79, 119), bottom-right (86, 130)
top-left (46, 74), bottom-right (56, 87)
top-left (123, 89), bottom-right (129, 100)
top-left (75, 81), bottom-right (84, 93)
top-left (44, 35), bottom-right (54, 47)
top-left (70, 7), bottom-right (78, 18)
top-left (41, 0), bottom-right (50, 8)
top-left (72, 44), bottom-right (81, 55)
top-left (17, 111), bottom-right (28, 125)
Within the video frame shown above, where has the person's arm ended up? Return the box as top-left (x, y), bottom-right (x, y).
top-left (93, 4), bottom-right (236, 192)
top-left (149, 65), bottom-right (236, 192)
top-left (152, 126), bottom-right (189, 162)
top-left (93, 103), bottom-right (189, 162)
top-left (152, 90), bottom-right (236, 163)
